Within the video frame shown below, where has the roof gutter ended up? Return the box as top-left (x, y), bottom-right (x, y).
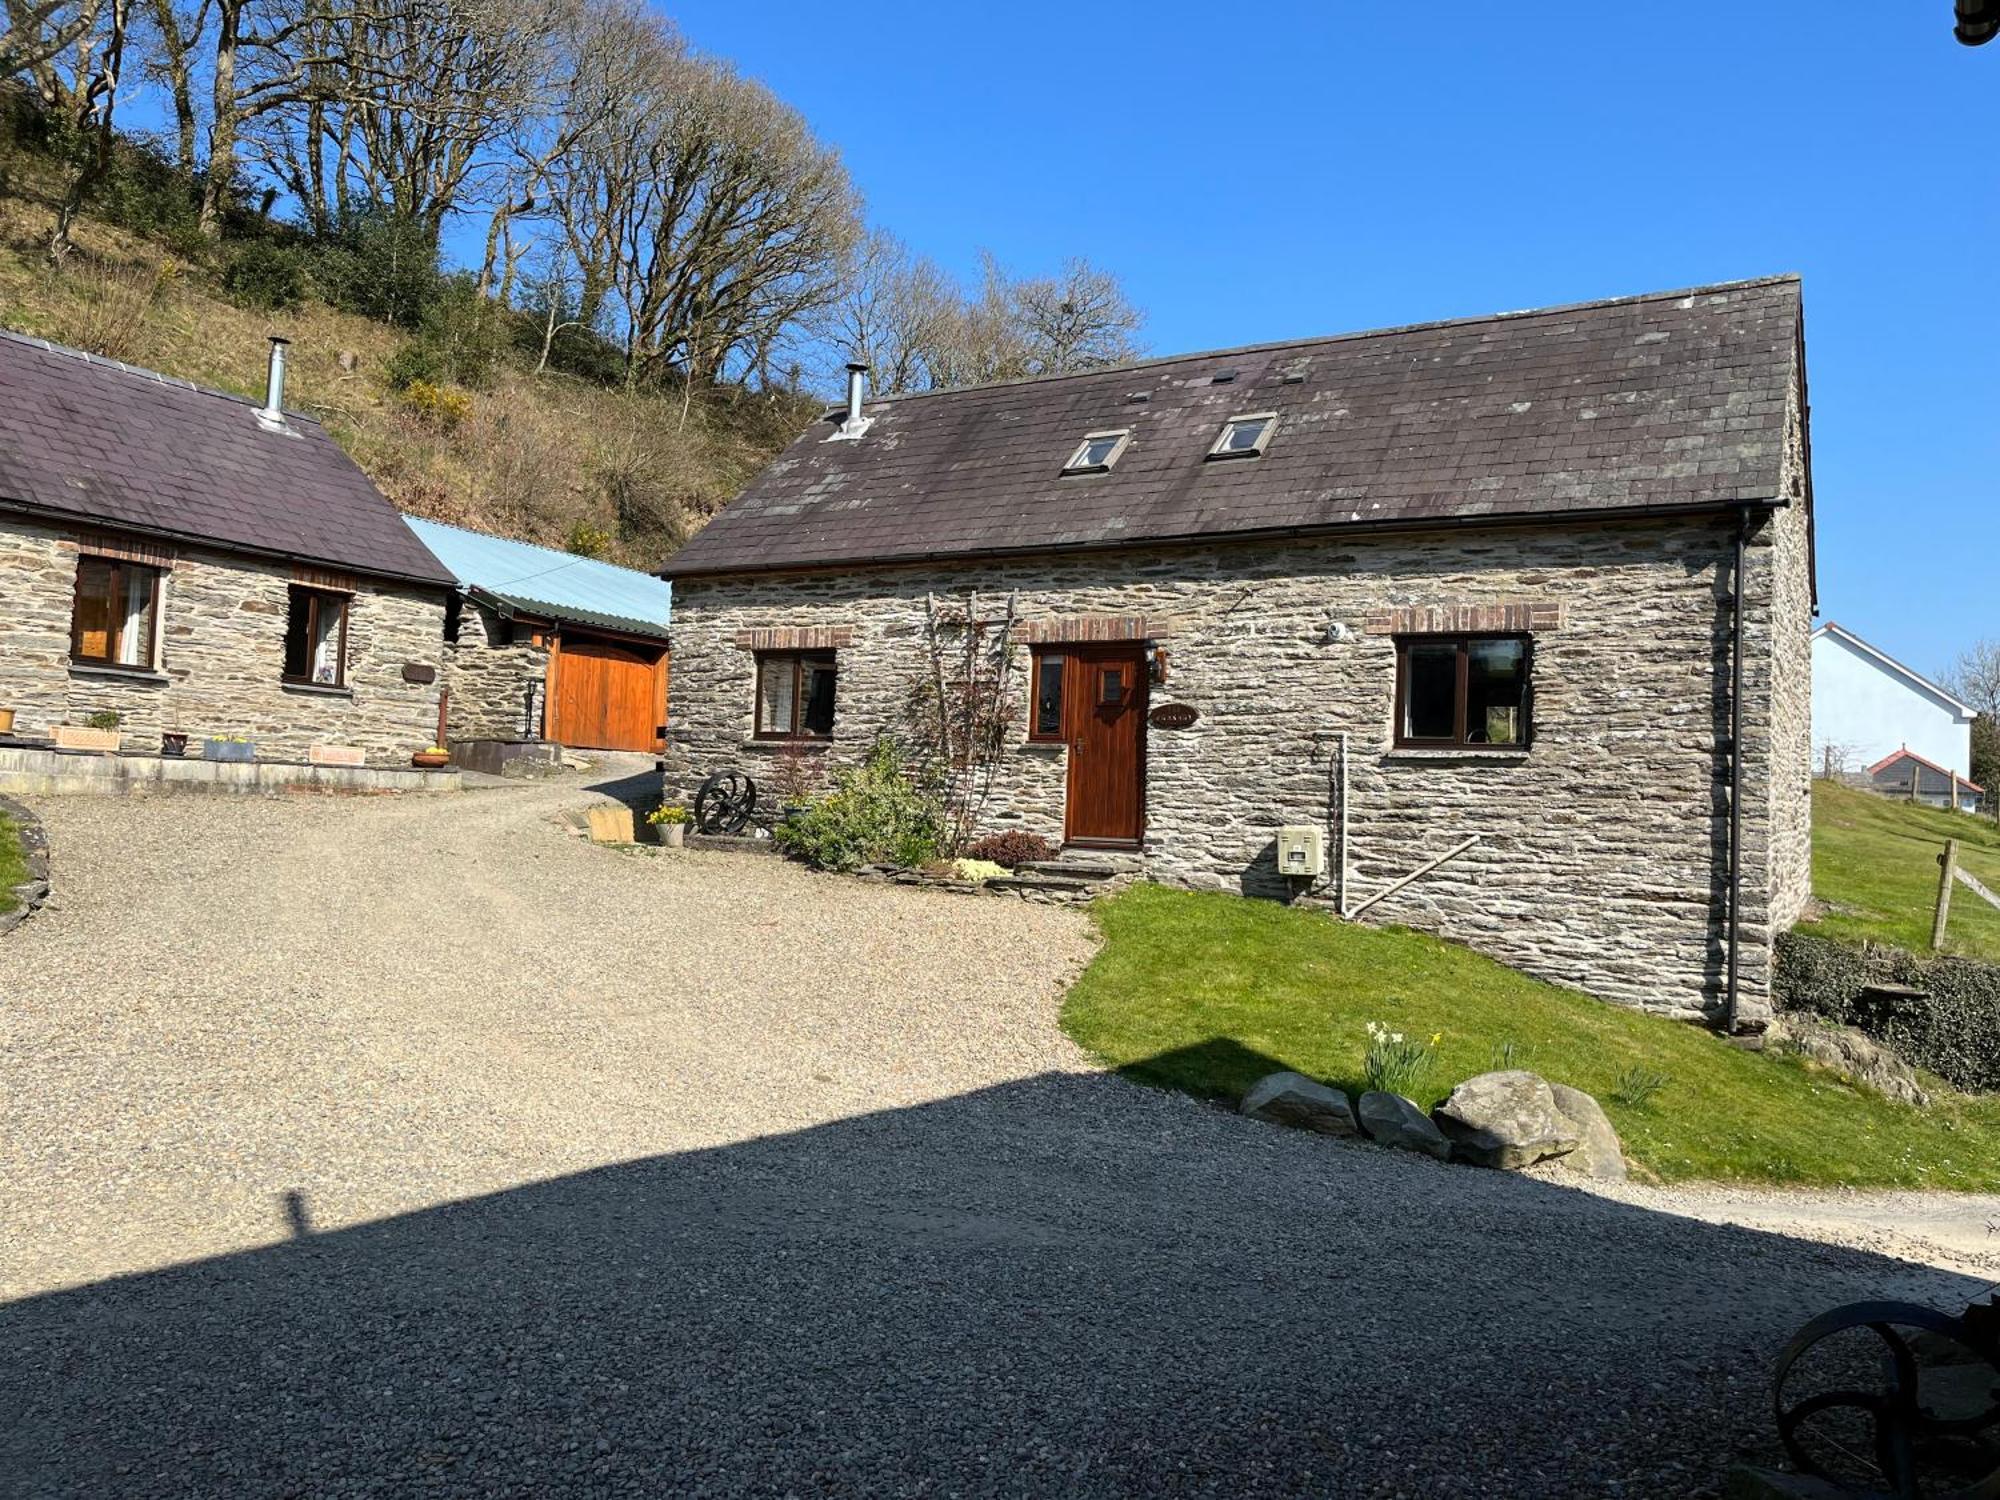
top-left (661, 495), bottom-right (1793, 583)
top-left (0, 496), bottom-right (456, 593)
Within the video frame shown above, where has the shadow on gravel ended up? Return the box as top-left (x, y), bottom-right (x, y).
top-left (3, 1066), bottom-right (1987, 1498)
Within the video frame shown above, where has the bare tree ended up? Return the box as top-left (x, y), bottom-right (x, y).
top-left (3, 0), bottom-right (105, 94)
top-left (40, 0), bottom-right (129, 265)
top-left (1946, 640), bottom-right (2000, 806)
top-left (133, 0), bottom-right (208, 170)
top-left (1007, 255), bottom-right (1143, 374)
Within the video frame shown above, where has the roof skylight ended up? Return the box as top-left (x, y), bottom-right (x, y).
top-left (1063, 429), bottom-right (1131, 475)
top-left (1207, 412), bottom-right (1277, 461)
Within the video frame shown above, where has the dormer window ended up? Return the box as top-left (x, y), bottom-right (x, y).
top-left (1063, 429), bottom-right (1131, 475)
top-left (1208, 413), bottom-right (1276, 460)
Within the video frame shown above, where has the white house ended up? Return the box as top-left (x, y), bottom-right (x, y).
top-left (1811, 621), bottom-right (1978, 779)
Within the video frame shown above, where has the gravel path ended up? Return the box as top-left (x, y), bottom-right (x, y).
top-left (2, 777), bottom-right (1995, 1498)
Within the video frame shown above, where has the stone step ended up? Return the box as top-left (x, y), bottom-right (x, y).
top-left (985, 874), bottom-right (1097, 896)
top-left (1014, 859), bottom-right (1123, 882)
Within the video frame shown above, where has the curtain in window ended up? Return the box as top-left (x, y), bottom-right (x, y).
top-left (310, 599), bottom-right (343, 683)
top-left (757, 656), bottom-right (795, 734)
top-left (118, 565), bottom-right (154, 666)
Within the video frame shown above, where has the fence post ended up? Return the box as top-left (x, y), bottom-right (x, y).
top-left (1933, 838), bottom-right (1960, 951)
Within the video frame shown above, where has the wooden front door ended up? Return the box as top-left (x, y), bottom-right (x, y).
top-left (546, 633), bottom-right (668, 752)
top-left (1063, 645), bottom-right (1147, 847)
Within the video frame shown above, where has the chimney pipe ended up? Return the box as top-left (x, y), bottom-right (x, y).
top-left (844, 361), bottom-right (868, 427)
top-left (261, 336), bottom-right (291, 426)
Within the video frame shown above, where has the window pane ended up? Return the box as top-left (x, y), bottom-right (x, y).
top-left (310, 595), bottom-right (344, 684)
top-left (1034, 654), bottom-right (1065, 737)
top-left (72, 557), bottom-right (116, 661)
top-left (801, 656), bottom-right (837, 736)
top-left (1220, 417), bottom-right (1268, 453)
top-left (283, 590), bottom-right (311, 678)
top-left (1466, 639), bottom-right (1527, 745)
top-left (757, 656), bottom-right (796, 735)
top-left (1082, 436), bottom-right (1118, 466)
top-left (1099, 667), bottom-right (1124, 706)
top-left (1403, 643), bottom-right (1457, 740)
top-left (119, 565), bottom-right (156, 667)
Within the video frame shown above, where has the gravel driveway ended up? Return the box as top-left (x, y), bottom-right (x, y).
top-left (2, 776), bottom-right (1994, 1498)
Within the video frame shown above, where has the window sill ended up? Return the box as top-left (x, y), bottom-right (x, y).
top-left (740, 738), bottom-right (832, 751)
top-left (1020, 740), bottom-right (1067, 752)
top-left (68, 663), bottom-right (170, 685)
top-left (281, 680), bottom-right (354, 699)
top-left (1381, 746), bottom-right (1531, 763)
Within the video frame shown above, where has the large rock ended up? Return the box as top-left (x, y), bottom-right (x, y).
top-left (1240, 1072), bottom-right (1356, 1137)
top-left (1547, 1082), bottom-right (1628, 1182)
top-left (1431, 1070), bottom-right (1581, 1169)
top-left (1769, 1012), bottom-right (1930, 1107)
top-left (1357, 1091), bottom-right (1452, 1160)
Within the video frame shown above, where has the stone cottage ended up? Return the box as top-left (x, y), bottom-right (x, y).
top-left (662, 276), bottom-right (1816, 1030)
top-left (406, 516), bottom-right (671, 756)
top-left (0, 330), bottom-right (454, 763)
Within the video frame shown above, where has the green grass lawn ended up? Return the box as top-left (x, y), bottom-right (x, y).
top-left (0, 811), bottom-right (25, 915)
top-left (1799, 780), bottom-right (2000, 960)
top-left (1061, 882), bottom-right (2000, 1189)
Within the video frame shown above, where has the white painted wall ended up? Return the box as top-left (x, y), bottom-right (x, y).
top-left (1811, 628), bottom-right (1975, 778)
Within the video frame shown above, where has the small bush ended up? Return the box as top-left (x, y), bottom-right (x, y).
top-left (775, 737), bottom-right (944, 873)
top-left (221, 241), bottom-right (308, 311)
top-left (963, 830), bottom-right (1058, 870)
top-left (1612, 1065), bottom-right (1671, 1108)
top-left (401, 379), bottom-right (474, 432)
top-left (565, 522), bottom-right (613, 558)
top-left (84, 710), bottom-right (121, 730)
top-left (308, 203), bottom-right (444, 329)
top-left (1776, 931), bottom-right (2000, 1094)
top-left (1363, 1020), bottom-right (1437, 1099)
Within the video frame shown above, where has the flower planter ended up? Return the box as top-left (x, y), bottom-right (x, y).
top-left (51, 725), bottom-right (122, 753)
top-left (0, 708), bottom-right (15, 735)
top-left (309, 744), bottom-right (366, 767)
top-left (160, 732), bottom-right (189, 758)
top-left (203, 738), bottom-right (255, 762)
top-left (654, 822), bottom-right (686, 848)
top-left (411, 750), bottom-right (450, 769)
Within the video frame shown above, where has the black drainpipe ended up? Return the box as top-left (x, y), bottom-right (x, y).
top-left (1723, 507), bottom-right (1752, 1032)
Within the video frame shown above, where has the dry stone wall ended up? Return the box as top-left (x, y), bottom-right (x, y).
top-left (668, 510), bottom-right (1811, 1024)
top-left (445, 601), bottom-right (549, 742)
top-left (0, 515), bottom-right (446, 764)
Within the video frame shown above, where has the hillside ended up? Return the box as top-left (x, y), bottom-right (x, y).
top-left (1798, 779), bottom-right (2000, 960)
top-left (0, 177), bottom-right (815, 572)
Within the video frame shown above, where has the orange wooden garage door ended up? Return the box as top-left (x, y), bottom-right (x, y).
top-left (546, 634), bottom-right (668, 752)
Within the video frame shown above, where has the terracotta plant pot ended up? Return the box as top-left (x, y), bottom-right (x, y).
top-left (411, 750), bottom-right (450, 769)
top-left (0, 708), bottom-right (15, 735)
top-left (51, 724), bottom-right (121, 753)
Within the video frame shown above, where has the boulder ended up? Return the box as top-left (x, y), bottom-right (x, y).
top-left (1546, 1082), bottom-right (1628, 1182)
top-left (1357, 1091), bottom-right (1452, 1160)
top-left (1769, 1013), bottom-right (1930, 1107)
top-left (1431, 1070), bottom-right (1581, 1169)
top-left (1240, 1072), bottom-right (1356, 1137)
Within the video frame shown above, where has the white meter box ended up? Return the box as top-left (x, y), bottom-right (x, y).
top-left (1275, 825), bottom-right (1324, 878)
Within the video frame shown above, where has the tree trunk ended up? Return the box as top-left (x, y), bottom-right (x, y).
top-left (197, 1), bottom-right (237, 240)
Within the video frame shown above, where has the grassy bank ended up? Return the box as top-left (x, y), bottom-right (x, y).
top-left (1800, 780), bottom-right (2000, 961)
top-left (0, 811), bottom-right (24, 914)
top-left (1061, 883), bottom-right (2000, 1188)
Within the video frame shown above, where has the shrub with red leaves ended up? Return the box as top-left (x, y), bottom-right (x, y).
top-left (963, 830), bottom-right (1058, 870)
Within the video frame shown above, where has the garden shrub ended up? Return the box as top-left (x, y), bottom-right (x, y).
top-left (774, 737), bottom-right (944, 873)
top-left (222, 241), bottom-right (308, 311)
top-left (400, 379), bottom-right (474, 432)
top-left (1775, 931), bottom-right (2000, 1093)
top-left (308, 203), bottom-right (444, 328)
top-left (963, 830), bottom-right (1057, 869)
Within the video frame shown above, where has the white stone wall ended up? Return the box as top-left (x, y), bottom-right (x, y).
top-left (0, 514), bottom-right (447, 764)
top-left (667, 511), bottom-right (1813, 1024)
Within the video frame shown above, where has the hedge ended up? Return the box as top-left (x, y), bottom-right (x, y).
top-left (1775, 932), bottom-right (2000, 1094)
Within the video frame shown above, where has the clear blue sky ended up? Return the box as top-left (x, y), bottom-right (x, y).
top-left (667, 0), bottom-right (1997, 676)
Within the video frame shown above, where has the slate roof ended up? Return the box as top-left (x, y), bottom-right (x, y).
top-left (663, 275), bottom-right (1804, 580)
top-left (0, 329), bottom-right (453, 587)
top-left (1867, 747), bottom-right (1984, 795)
top-left (405, 517), bottom-right (670, 640)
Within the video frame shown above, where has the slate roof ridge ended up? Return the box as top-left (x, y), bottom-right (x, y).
top-left (857, 273), bottom-right (1803, 408)
top-left (0, 324), bottom-right (322, 427)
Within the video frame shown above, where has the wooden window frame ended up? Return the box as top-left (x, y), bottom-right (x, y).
top-left (1028, 648), bottom-right (1068, 741)
top-left (752, 650), bottom-right (837, 741)
top-left (1392, 633), bottom-right (1533, 749)
top-left (69, 555), bottom-right (165, 671)
top-left (283, 585), bottom-right (352, 688)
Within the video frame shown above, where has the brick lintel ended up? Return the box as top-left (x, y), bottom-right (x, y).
top-left (1017, 615), bottom-right (1163, 645)
top-left (733, 626), bottom-right (855, 651)
top-left (1363, 602), bottom-right (1565, 636)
